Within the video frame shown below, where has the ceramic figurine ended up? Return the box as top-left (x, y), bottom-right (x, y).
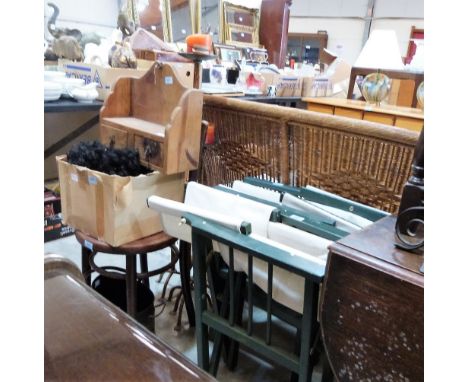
top-left (52, 35), bottom-right (84, 61)
top-left (110, 41), bottom-right (137, 68)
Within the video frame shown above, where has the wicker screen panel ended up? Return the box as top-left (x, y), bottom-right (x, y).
top-left (288, 122), bottom-right (414, 213)
top-left (201, 106), bottom-right (287, 186)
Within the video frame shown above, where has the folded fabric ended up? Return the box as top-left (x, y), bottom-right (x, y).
top-left (149, 181), bottom-right (331, 314)
top-left (214, 227), bottom-right (327, 314)
top-left (267, 222), bottom-right (331, 261)
top-left (282, 193), bottom-right (362, 232)
top-left (231, 180), bottom-right (282, 203)
top-left (304, 185), bottom-right (375, 228)
top-left (185, 182), bottom-right (276, 237)
top-left (147, 195), bottom-right (246, 243)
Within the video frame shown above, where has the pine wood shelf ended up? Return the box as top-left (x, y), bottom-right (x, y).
top-left (100, 62), bottom-right (203, 175)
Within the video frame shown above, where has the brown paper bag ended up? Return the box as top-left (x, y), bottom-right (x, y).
top-left (56, 155), bottom-right (185, 246)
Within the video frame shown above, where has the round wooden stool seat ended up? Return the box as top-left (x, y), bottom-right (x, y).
top-left (76, 230), bottom-right (179, 319)
top-left (75, 230), bottom-right (177, 256)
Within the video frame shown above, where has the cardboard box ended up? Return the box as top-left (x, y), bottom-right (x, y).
top-left (59, 60), bottom-right (194, 100)
top-left (45, 213), bottom-right (75, 242)
top-left (301, 76), bottom-right (316, 97)
top-left (56, 155), bottom-right (185, 247)
top-left (58, 59), bottom-right (151, 101)
top-left (276, 76), bottom-right (303, 97)
top-left (260, 72), bottom-right (280, 94)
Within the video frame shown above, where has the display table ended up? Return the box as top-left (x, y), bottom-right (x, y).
top-left (302, 97), bottom-right (423, 132)
top-left (44, 99), bottom-right (104, 180)
top-left (229, 95), bottom-right (307, 109)
top-left (44, 98), bottom-right (103, 113)
top-left (321, 215), bottom-right (423, 381)
top-left (236, 95), bottom-right (306, 108)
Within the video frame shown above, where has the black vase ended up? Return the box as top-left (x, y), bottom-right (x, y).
top-left (202, 68), bottom-right (211, 83)
top-left (226, 68), bottom-right (240, 84)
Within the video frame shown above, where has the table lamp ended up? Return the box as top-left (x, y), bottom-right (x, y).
top-left (354, 30), bottom-right (404, 105)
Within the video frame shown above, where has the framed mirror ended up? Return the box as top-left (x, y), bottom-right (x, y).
top-left (201, 0), bottom-right (220, 42)
top-left (166, 0), bottom-right (194, 43)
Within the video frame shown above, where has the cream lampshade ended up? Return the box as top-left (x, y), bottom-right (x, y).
top-left (354, 30), bottom-right (404, 70)
top-left (354, 30), bottom-right (404, 105)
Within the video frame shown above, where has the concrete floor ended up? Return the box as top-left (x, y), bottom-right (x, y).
top-left (45, 235), bottom-right (326, 381)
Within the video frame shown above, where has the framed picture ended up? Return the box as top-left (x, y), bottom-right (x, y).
top-left (226, 25), bottom-right (259, 47)
top-left (213, 43), bottom-right (244, 63)
top-left (221, 1), bottom-right (260, 48)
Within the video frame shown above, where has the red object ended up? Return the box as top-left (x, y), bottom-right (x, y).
top-left (289, 58), bottom-right (295, 69)
top-left (205, 123), bottom-right (215, 145)
top-left (246, 73), bottom-right (262, 88)
top-left (186, 34), bottom-right (213, 53)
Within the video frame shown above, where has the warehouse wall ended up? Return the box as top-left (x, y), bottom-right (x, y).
top-left (43, 0), bottom-right (424, 66)
top-left (289, 0), bottom-right (424, 65)
top-left (44, 0), bottom-right (120, 41)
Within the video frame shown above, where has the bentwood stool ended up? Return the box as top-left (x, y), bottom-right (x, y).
top-left (76, 230), bottom-right (180, 318)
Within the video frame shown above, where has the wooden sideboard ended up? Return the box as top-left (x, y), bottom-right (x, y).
top-left (321, 216), bottom-right (424, 381)
top-left (303, 97), bottom-right (424, 132)
top-left (347, 67), bottom-right (424, 108)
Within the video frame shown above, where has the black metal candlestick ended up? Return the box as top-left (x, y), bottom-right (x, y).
top-left (395, 127), bottom-right (424, 252)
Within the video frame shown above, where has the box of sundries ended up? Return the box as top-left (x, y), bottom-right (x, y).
top-left (56, 155), bottom-right (185, 247)
top-left (58, 59), bottom-right (151, 101)
top-left (45, 213), bottom-right (75, 242)
top-left (58, 59), bottom-right (194, 100)
top-left (276, 75), bottom-right (303, 97)
top-left (44, 189), bottom-right (75, 242)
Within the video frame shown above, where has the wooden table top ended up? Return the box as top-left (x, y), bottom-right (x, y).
top-left (45, 258), bottom-right (215, 381)
top-left (302, 97), bottom-right (424, 120)
top-left (329, 215), bottom-right (424, 287)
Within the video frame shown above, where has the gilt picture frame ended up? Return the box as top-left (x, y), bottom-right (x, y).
top-left (213, 43), bottom-right (244, 63)
top-left (221, 1), bottom-right (260, 48)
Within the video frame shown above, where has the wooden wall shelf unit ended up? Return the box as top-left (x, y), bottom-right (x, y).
top-left (303, 97), bottom-right (423, 132)
top-left (100, 62), bottom-right (203, 175)
top-left (347, 67), bottom-right (424, 108)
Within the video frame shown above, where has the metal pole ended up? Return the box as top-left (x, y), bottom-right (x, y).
top-left (362, 0), bottom-right (376, 47)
